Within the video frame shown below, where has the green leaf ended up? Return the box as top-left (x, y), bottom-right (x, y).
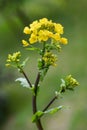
top-left (39, 67), bottom-right (49, 81)
top-left (60, 79), bottom-right (66, 87)
top-left (26, 47), bottom-right (39, 51)
top-left (15, 77), bottom-right (30, 88)
top-left (21, 57), bottom-right (29, 68)
top-left (32, 111), bottom-right (44, 122)
top-left (59, 79), bottom-right (66, 93)
top-left (44, 106), bottom-right (63, 114)
top-left (32, 106), bottom-right (63, 122)
top-left (38, 59), bottom-right (44, 70)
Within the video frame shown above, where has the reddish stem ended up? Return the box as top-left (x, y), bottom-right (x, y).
top-left (32, 72), bottom-right (43, 130)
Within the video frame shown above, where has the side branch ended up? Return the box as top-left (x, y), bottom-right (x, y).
top-left (19, 67), bottom-right (32, 87)
top-left (43, 96), bottom-right (57, 112)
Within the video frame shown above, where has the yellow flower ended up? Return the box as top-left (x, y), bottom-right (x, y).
top-left (22, 40), bottom-right (29, 47)
top-left (23, 26), bottom-right (31, 34)
top-left (39, 18), bottom-right (50, 26)
top-left (39, 18), bottom-right (48, 23)
top-left (43, 52), bottom-right (57, 66)
top-left (60, 37), bottom-right (68, 44)
top-left (52, 33), bottom-right (60, 41)
top-left (39, 18), bottom-right (53, 29)
top-left (6, 51), bottom-right (21, 67)
top-left (38, 30), bottom-right (49, 42)
top-left (54, 23), bottom-right (63, 34)
top-left (22, 18), bottom-right (68, 47)
top-left (66, 75), bottom-right (79, 87)
top-left (30, 20), bottom-right (38, 28)
top-left (29, 33), bottom-right (38, 44)
top-left (30, 20), bottom-right (41, 31)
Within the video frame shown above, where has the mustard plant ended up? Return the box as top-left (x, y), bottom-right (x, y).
top-left (6, 18), bottom-right (79, 130)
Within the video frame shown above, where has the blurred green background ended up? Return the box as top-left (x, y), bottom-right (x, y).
top-left (0, 0), bottom-right (87, 130)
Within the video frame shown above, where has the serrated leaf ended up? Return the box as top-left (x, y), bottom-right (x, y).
top-left (15, 77), bottom-right (30, 88)
top-left (44, 106), bottom-right (63, 114)
top-left (32, 111), bottom-right (44, 122)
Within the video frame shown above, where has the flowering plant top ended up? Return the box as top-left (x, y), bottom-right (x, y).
top-left (6, 18), bottom-right (79, 130)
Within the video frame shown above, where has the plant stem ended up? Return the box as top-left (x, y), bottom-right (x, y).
top-left (32, 72), bottom-right (43, 130)
top-left (32, 43), bottom-right (47, 130)
top-left (34, 72), bottom-right (40, 94)
top-left (43, 96), bottom-right (57, 112)
top-left (18, 67), bottom-right (32, 87)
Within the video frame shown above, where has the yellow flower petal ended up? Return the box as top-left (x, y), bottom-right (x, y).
top-left (22, 40), bottom-right (29, 47)
top-left (60, 38), bottom-right (68, 44)
top-left (29, 34), bottom-right (37, 44)
top-left (23, 27), bottom-right (31, 34)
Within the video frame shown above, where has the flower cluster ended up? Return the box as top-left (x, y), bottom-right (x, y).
top-left (60, 75), bottom-right (79, 93)
top-left (42, 52), bottom-right (57, 67)
top-left (22, 18), bottom-right (68, 46)
top-left (6, 51), bottom-right (21, 67)
top-left (66, 75), bottom-right (79, 88)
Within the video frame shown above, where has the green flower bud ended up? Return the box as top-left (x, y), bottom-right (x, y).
top-left (66, 75), bottom-right (79, 90)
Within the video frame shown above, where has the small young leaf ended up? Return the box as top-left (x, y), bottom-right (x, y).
top-left (21, 57), bottom-right (29, 67)
top-left (15, 77), bottom-right (30, 88)
top-left (59, 79), bottom-right (66, 93)
top-left (32, 111), bottom-right (44, 122)
top-left (60, 79), bottom-right (66, 87)
top-left (44, 106), bottom-right (63, 114)
top-left (26, 47), bottom-right (39, 51)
